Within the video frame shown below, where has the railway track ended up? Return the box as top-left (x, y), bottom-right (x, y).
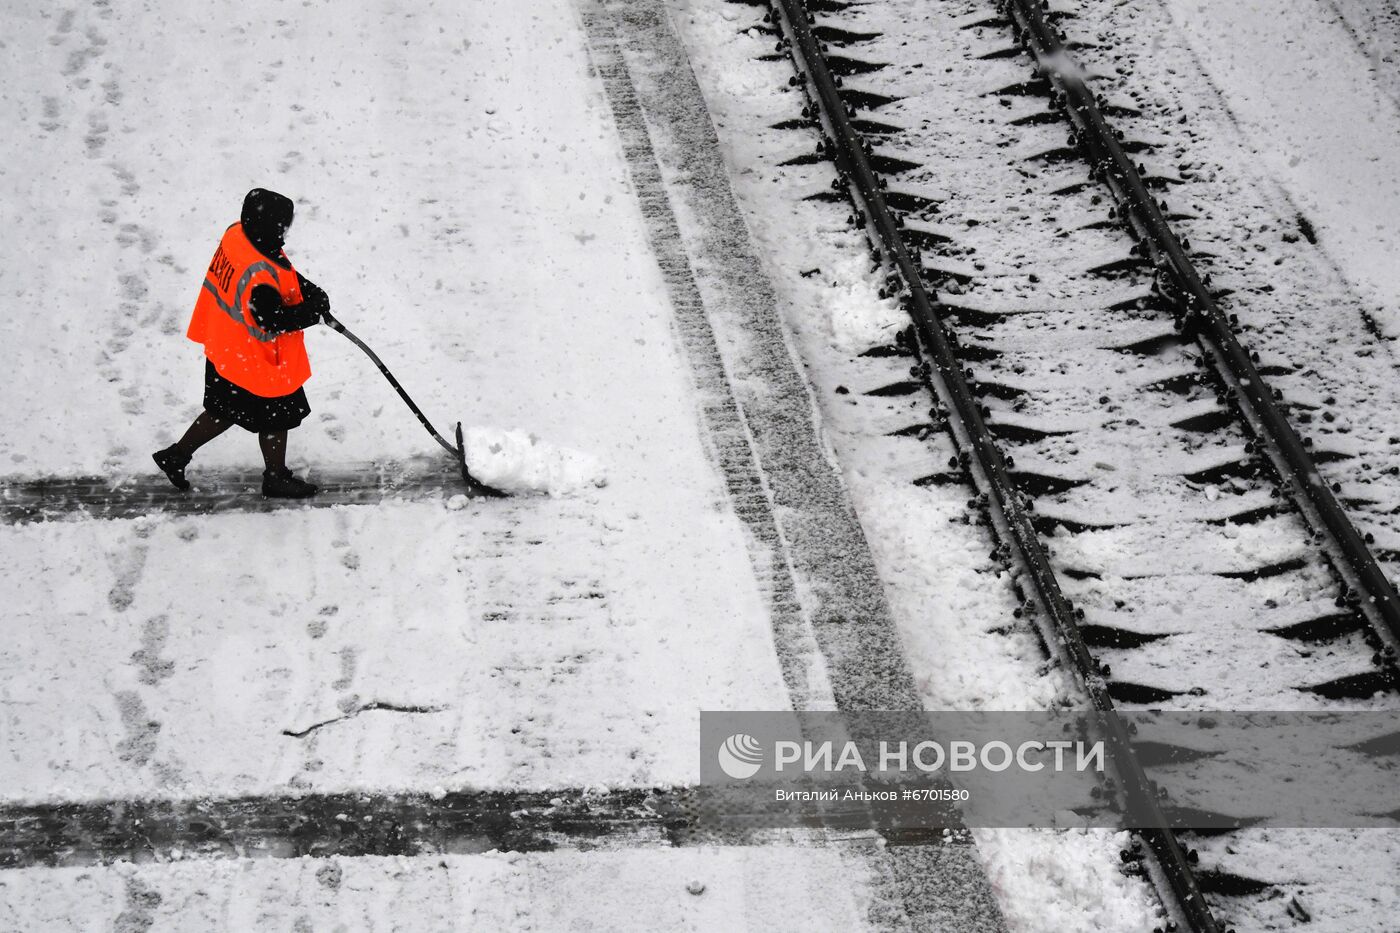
top-left (750, 0), bottom-right (1400, 928)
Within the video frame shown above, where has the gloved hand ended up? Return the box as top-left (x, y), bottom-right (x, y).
top-left (296, 273), bottom-right (331, 324)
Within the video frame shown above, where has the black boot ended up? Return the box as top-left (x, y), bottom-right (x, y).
top-left (153, 446), bottom-right (192, 491)
top-left (262, 467), bottom-right (318, 499)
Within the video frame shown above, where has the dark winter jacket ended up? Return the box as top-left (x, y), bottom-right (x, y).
top-left (240, 187), bottom-right (329, 335)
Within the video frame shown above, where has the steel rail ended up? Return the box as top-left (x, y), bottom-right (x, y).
top-left (766, 1), bottom-right (1222, 929)
top-left (1001, 0), bottom-right (1400, 667)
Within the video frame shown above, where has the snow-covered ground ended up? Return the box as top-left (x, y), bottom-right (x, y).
top-left (0, 849), bottom-right (871, 931)
top-left (1155, 0), bottom-right (1400, 337)
top-left (1066, 0), bottom-right (1400, 566)
top-left (6, 0), bottom-right (1400, 929)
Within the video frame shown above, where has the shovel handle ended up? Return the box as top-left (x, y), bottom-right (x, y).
top-left (322, 310), bottom-right (456, 456)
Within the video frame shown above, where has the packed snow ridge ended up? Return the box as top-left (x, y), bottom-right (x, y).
top-left (458, 427), bottom-right (606, 497)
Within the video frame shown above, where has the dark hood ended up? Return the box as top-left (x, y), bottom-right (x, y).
top-left (241, 188), bottom-right (294, 260)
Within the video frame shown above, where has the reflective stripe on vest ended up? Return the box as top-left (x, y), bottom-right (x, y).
top-left (199, 260), bottom-right (281, 344)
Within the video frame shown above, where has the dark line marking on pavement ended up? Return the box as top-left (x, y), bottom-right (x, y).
top-left (0, 458), bottom-right (502, 525)
top-left (0, 788), bottom-right (690, 870)
top-left (0, 784), bottom-right (985, 872)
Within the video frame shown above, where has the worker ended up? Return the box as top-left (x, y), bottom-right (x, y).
top-left (153, 188), bottom-right (329, 497)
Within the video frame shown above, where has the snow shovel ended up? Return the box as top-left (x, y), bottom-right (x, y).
top-left (322, 310), bottom-right (508, 498)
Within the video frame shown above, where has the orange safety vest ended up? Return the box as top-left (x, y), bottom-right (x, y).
top-left (187, 222), bottom-right (311, 397)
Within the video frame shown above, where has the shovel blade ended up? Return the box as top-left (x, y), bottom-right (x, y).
top-left (454, 422), bottom-right (509, 498)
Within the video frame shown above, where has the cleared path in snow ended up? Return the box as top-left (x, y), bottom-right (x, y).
top-left (1, 459), bottom-right (473, 523)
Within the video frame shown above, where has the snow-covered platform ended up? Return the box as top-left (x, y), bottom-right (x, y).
top-left (1, 849), bottom-right (872, 931)
top-left (0, 0), bottom-right (802, 798)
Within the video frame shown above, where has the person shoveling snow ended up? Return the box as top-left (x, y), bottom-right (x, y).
top-left (152, 187), bottom-right (515, 500)
top-left (153, 188), bottom-right (327, 498)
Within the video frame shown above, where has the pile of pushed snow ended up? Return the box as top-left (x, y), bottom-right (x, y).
top-left (974, 828), bottom-right (1162, 933)
top-left (822, 253), bottom-right (906, 354)
top-left (459, 427), bottom-right (605, 497)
